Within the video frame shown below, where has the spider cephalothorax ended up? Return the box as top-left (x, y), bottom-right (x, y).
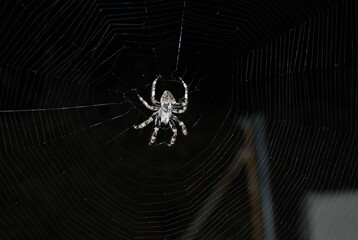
top-left (133, 75), bottom-right (188, 146)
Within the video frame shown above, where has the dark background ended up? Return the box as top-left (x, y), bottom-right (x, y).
top-left (0, 0), bottom-right (357, 239)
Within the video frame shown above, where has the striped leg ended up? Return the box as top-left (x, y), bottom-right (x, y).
top-left (167, 121), bottom-right (178, 146)
top-left (173, 105), bottom-right (187, 114)
top-left (137, 94), bottom-right (159, 111)
top-left (149, 123), bottom-right (160, 145)
top-left (151, 76), bottom-right (160, 105)
top-left (173, 115), bottom-right (187, 136)
top-left (133, 113), bottom-right (157, 129)
top-left (179, 77), bottom-right (188, 106)
top-left (174, 77), bottom-right (188, 114)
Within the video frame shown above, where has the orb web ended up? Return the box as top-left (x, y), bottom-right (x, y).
top-left (0, 0), bottom-right (357, 239)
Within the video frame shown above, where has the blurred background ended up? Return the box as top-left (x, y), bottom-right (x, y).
top-left (0, 0), bottom-right (357, 239)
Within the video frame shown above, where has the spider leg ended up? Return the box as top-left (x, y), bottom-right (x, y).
top-left (137, 94), bottom-right (159, 111)
top-left (149, 117), bottom-right (160, 145)
top-left (151, 75), bottom-right (160, 105)
top-left (179, 77), bottom-right (188, 106)
top-left (133, 112), bottom-right (157, 129)
top-left (173, 77), bottom-right (188, 114)
top-left (172, 115), bottom-right (188, 136)
top-left (173, 105), bottom-right (187, 114)
top-left (167, 120), bottom-right (178, 146)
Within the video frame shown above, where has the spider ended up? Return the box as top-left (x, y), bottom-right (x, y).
top-left (133, 75), bottom-right (188, 146)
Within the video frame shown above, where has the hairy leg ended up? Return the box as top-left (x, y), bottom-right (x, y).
top-left (167, 120), bottom-right (178, 146)
top-left (133, 113), bottom-right (157, 129)
top-left (173, 115), bottom-right (187, 135)
top-left (174, 77), bottom-right (188, 114)
top-left (149, 117), bottom-right (160, 145)
top-left (151, 75), bottom-right (160, 105)
top-left (137, 94), bottom-right (159, 111)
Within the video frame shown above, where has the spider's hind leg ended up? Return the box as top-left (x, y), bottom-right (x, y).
top-left (173, 115), bottom-right (188, 136)
top-left (149, 123), bottom-right (160, 145)
top-left (133, 112), bottom-right (157, 129)
top-left (133, 117), bottom-right (153, 129)
top-left (167, 121), bottom-right (178, 147)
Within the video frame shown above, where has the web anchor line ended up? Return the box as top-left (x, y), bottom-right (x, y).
top-left (175, 1), bottom-right (186, 74)
top-left (0, 102), bottom-right (119, 113)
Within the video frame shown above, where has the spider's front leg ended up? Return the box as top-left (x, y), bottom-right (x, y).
top-left (137, 93), bottom-right (159, 111)
top-left (179, 77), bottom-right (188, 105)
top-left (151, 75), bottom-right (160, 105)
top-left (173, 77), bottom-right (188, 114)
